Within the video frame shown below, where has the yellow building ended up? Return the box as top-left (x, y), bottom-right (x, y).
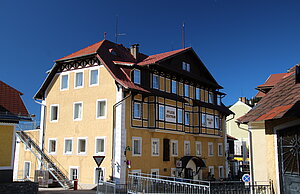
top-left (238, 66), bottom-right (300, 193)
top-left (18, 40), bottom-right (232, 188)
top-left (0, 81), bottom-right (31, 183)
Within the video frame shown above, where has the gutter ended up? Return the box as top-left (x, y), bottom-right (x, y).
top-left (112, 89), bottom-right (132, 181)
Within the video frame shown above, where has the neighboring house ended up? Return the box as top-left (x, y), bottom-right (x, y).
top-left (0, 81), bottom-right (31, 183)
top-left (19, 39), bottom-right (232, 188)
top-left (226, 97), bottom-right (252, 178)
top-left (238, 66), bottom-right (300, 194)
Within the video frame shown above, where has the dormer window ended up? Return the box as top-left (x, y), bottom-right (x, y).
top-left (133, 69), bottom-right (141, 85)
top-left (182, 62), bottom-right (190, 72)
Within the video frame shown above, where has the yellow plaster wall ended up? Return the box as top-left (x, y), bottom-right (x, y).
top-left (0, 125), bottom-right (14, 167)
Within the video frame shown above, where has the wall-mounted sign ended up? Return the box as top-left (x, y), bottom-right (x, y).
top-left (206, 115), bottom-right (214, 128)
top-left (165, 106), bottom-right (176, 123)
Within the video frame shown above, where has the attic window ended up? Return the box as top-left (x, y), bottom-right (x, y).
top-left (182, 62), bottom-right (190, 72)
top-left (109, 48), bottom-right (117, 56)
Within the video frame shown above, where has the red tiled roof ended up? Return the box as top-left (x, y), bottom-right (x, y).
top-left (238, 67), bottom-right (300, 123)
top-left (0, 81), bottom-right (29, 116)
top-left (137, 47), bottom-right (191, 66)
top-left (257, 73), bottom-right (291, 88)
top-left (57, 40), bottom-right (105, 61)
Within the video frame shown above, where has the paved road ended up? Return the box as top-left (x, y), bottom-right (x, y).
top-left (39, 189), bottom-right (97, 194)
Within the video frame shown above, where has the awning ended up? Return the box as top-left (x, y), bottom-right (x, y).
top-left (180, 156), bottom-right (206, 169)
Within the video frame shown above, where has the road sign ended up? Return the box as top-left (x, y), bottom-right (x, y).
top-left (93, 156), bottom-right (105, 167)
top-left (242, 174), bottom-right (251, 183)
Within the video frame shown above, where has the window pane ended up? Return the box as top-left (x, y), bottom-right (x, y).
top-left (61, 75), bottom-right (68, 89)
top-left (152, 75), bottom-right (159, 89)
top-left (51, 106), bottom-right (58, 121)
top-left (65, 140), bottom-right (72, 153)
top-left (185, 85), bottom-right (189, 97)
top-left (50, 140), bottom-right (56, 153)
top-left (75, 72), bottom-right (83, 87)
top-left (90, 69), bottom-right (98, 85)
top-left (171, 80), bottom-right (177, 94)
top-left (159, 105), bottom-right (164, 120)
top-left (134, 103), bottom-right (141, 118)
top-left (202, 113), bottom-right (206, 127)
top-left (78, 139), bottom-right (86, 153)
top-left (97, 101), bottom-right (106, 117)
top-left (196, 88), bottom-right (200, 100)
top-left (133, 70), bottom-right (141, 84)
top-left (185, 112), bottom-right (190, 125)
top-left (209, 92), bottom-right (214, 103)
top-left (177, 109), bottom-right (182, 123)
top-left (134, 140), bottom-right (140, 154)
top-left (74, 103), bottom-right (82, 119)
top-left (96, 139), bottom-right (104, 153)
top-left (215, 116), bottom-right (219, 129)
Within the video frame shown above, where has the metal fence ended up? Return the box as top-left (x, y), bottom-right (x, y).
top-left (128, 172), bottom-right (210, 194)
top-left (210, 181), bottom-right (273, 194)
top-left (97, 181), bottom-right (127, 194)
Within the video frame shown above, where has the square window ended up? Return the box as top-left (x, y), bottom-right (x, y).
top-left (78, 138), bottom-right (87, 154)
top-left (64, 139), bottom-right (73, 154)
top-left (158, 105), bottom-right (165, 121)
top-left (61, 74), bottom-right (69, 90)
top-left (151, 138), bottom-right (159, 156)
top-left (50, 105), bottom-right (59, 122)
top-left (95, 137), bottom-right (105, 155)
top-left (90, 69), bottom-right (99, 86)
top-left (208, 142), bottom-right (214, 156)
top-left (196, 141), bottom-right (202, 156)
top-left (75, 71), bottom-right (84, 88)
top-left (171, 80), bottom-right (177, 94)
top-left (74, 102), bottom-right (83, 120)
top-left (152, 74), bottom-right (159, 89)
top-left (184, 141), bottom-right (190, 156)
top-left (132, 137), bottom-right (142, 156)
top-left (171, 140), bottom-right (178, 156)
top-left (133, 70), bottom-right (141, 84)
top-left (133, 102), bottom-right (141, 119)
top-left (96, 100), bottom-right (106, 118)
top-left (49, 139), bottom-right (57, 154)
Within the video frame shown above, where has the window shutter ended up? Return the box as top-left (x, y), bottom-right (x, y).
top-left (163, 138), bottom-right (170, 161)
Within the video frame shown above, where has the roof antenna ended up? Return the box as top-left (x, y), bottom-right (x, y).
top-left (115, 15), bottom-right (126, 43)
top-left (182, 22), bottom-right (185, 49)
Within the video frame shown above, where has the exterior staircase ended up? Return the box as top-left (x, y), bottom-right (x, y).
top-left (16, 130), bottom-right (73, 189)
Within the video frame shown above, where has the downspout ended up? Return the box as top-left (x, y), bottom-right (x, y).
top-left (34, 99), bottom-right (46, 170)
top-left (236, 121), bottom-right (255, 189)
top-left (112, 88), bottom-right (132, 181)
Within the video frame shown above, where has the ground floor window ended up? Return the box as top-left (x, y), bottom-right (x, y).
top-left (70, 167), bottom-right (79, 180)
top-left (24, 161), bottom-right (31, 178)
top-left (151, 169), bottom-right (159, 178)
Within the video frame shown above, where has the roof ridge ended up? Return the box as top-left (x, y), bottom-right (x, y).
top-left (0, 80), bottom-right (23, 95)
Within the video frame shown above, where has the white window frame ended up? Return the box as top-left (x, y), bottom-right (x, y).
top-left (218, 143), bottom-right (223, 156)
top-left (208, 166), bottom-right (214, 175)
top-left (24, 161), bottom-right (31, 178)
top-left (151, 138), bottom-right (159, 156)
top-left (133, 69), bottom-right (141, 85)
top-left (50, 104), bottom-right (59, 122)
top-left (94, 167), bottom-right (105, 183)
top-left (95, 136), bottom-right (106, 156)
top-left (96, 99), bottom-right (107, 119)
top-left (208, 142), bottom-right (214, 156)
top-left (196, 141), bottom-right (202, 156)
top-left (152, 74), bottom-right (159, 89)
top-left (74, 70), bottom-right (84, 89)
top-left (158, 105), bottom-right (165, 121)
top-left (151, 169), bottom-right (159, 178)
top-left (218, 166), bottom-right (224, 178)
top-left (171, 140), bottom-right (178, 157)
top-left (60, 72), bottom-right (69, 91)
top-left (48, 138), bottom-right (57, 155)
top-left (77, 137), bottom-right (87, 155)
top-left (89, 67), bottom-right (99, 87)
top-left (184, 141), bottom-right (191, 156)
top-left (133, 102), bottom-right (141, 119)
top-left (64, 138), bottom-right (73, 155)
top-left (73, 102), bottom-right (83, 121)
top-left (69, 166), bottom-right (79, 181)
top-left (132, 137), bottom-right (142, 156)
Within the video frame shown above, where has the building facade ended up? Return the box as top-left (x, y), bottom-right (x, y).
top-left (18, 40), bottom-right (232, 187)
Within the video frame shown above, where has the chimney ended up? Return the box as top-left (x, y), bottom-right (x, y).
top-left (130, 44), bottom-right (139, 59)
top-left (239, 97), bottom-right (247, 104)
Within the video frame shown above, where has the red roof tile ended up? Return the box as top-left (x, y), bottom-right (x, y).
top-left (257, 73), bottom-right (291, 88)
top-left (239, 66), bottom-right (300, 123)
top-left (0, 81), bottom-right (29, 116)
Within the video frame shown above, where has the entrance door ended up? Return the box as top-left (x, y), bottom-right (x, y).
top-left (184, 168), bottom-right (193, 179)
top-left (278, 127), bottom-right (300, 194)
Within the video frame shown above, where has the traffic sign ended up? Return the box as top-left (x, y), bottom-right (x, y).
top-left (93, 156), bottom-right (105, 167)
top-left (242, 174), bottom-right (251, 183)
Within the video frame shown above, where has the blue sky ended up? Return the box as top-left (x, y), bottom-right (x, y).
top-left (1, 0), bottom-right (300, 119)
